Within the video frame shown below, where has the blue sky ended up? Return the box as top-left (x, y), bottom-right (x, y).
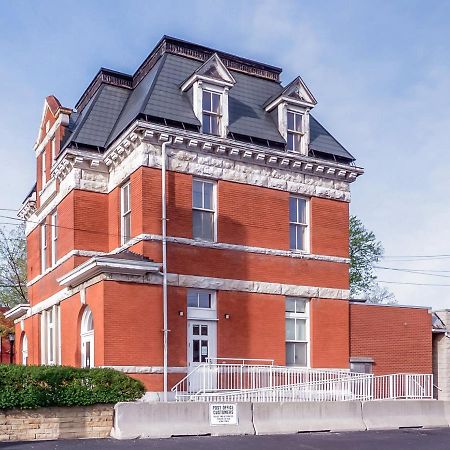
top-left (1, 0), bottom-right (450, 307)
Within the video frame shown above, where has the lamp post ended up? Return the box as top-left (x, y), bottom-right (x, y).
top-left (7, 332), bottom-right (14, 364)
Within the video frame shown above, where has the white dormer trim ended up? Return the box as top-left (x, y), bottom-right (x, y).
top-left (181, 53), bottom-right (236, 92)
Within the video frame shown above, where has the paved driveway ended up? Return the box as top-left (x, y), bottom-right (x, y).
top-left (2, 429), bottom-right (450, 450)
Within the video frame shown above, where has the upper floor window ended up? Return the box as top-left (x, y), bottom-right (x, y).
top-left (192, 179), bottom-right (216, 241)
top-left (285, 297), bottom-right (309, 367)
top-left (287, 111), bottom-right (303, 152)
top-left (51, 211), bottom-right (58, 266)
top-left (41, 150), bottom-right (47, 187)
top-left (120, 181), bottom-right (131, 245)
top-left (289, 196), bottom-right (308, 252)
top-left (41, 222), bottom-right (47, 273)
top-left (202, 90), bottom-right (221, 135)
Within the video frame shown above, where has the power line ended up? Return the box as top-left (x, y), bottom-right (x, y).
top-left (375, 266), bottom-right (450, 278)
top-left (378, 280), bottom-right (450, 287)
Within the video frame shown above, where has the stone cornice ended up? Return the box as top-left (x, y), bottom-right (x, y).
top-left (105, 120), bottom-right (364, 183)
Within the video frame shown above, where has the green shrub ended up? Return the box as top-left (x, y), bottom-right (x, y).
top-left (0, 365), bottom-right (145, 410)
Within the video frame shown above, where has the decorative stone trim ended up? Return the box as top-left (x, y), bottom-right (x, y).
top-left (0, 404), bottom-right (113, 442)
top-left (101, 366), bottom-right (187, 374)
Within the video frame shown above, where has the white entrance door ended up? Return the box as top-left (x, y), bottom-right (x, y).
top-left (187, 320), bottom-right (217, 391)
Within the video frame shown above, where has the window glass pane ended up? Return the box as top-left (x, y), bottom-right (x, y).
top-left (202, 114), bottom-right (211, 134)
top-left (203, 183), bottom-right (213, 210)
top-left (287, 112), bottom-right (294, 131)
top-left (188, 292), bottom-right (198, 307)
top-left (296, 319), bottom-right (306, 341)
top-left (210, 115), bottom-right (220, 135)
top-left (212, 93), bottom-right (220, 113)
top-left (193, 325), bottom-right (200, 336)
top-left (193, 210), bottom-right (203, 238)
top-left (290, 224), bottom-right (297, 250)
top-left (202, 91), bottom-right (211, 112)
top-left (296, 225), bottom-right (305, 251)
top-left (201, 325), bottom-right (208, 336)
top-left (286, 318), bottom-right (296, 341)
top-left (86, 341), bottom-right (91, 368)
top-left (123, 213), bottom-right (131, 242)
top-left (286, 298), bottom-right (296, 313)
top-left (289, 197), bottom-right (297, 222)
top-left (122, 184), bottom-right (129, 212)
top-left (193, 181), bottom-right (203, 208)
top-left (287, 132), bottom-right (294, 151)
top-left (193, 340), bottom-right (200, 362)
top-left (297, 199), bottom-right (306, 223)
top-left (198, 292), bottom-right (211, 308)
top-left (294, 299), bottom-right (306, 314)
top-left (294, 343), bottom-right (307, 366)
top-left (286, 342), bottom-right (295, 365)
top-left (293, 133), bottom-right (302, 151)
top-left (294, 113), bottom-right (303, 132)
top-left (201, 340), bottom-right (208, 362)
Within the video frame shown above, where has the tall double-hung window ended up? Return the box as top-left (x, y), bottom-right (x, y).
top-left (285, 297), bottom-right (309, 366)
top-left (287, 111), bottom-right (303, 152)
top-left (41, 222), bottom-right (47, 273)
top-left (192, 179), bottom-right (216, 241)
top-left (289, 196), bottom-right (308, 251)
top-left (202, 90), bottom-right (221, 135)
top-left (120, 181), bottom-right (131, 245)
top-left (51, 211), bottom-right (58, 266)
top-left (40, 305), bottom-right (61, 365)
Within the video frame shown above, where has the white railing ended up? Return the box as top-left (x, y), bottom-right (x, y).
top-left (171, 362), bottom-right (433, 403)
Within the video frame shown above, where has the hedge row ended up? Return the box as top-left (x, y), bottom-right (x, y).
top-left (0, 364), bottom-right (145, 410)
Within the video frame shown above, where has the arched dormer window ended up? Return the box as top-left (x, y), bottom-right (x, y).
top-left (81, 306), bottom-right (94, 368)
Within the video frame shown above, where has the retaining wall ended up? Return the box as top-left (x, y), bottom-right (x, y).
top-left (0, 404), bottom-right (114, 442)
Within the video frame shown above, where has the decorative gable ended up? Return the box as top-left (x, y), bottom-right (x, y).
top-left (181, 53), bottom-right (236, 91)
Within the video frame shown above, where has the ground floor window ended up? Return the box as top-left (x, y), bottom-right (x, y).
top-left (81, 306), bottom-right (94, 368)
top-left (40, 305), bottom-right (61, 365)
top-left (21, 334), bottom-right (28, 366)
top-left (285, 297), bottom-right (309, 366)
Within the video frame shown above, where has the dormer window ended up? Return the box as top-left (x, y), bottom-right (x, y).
top-left (202, 90), bottom-right (221, 135)
top-left (181, 53), bottom-right (235, 139)
top-left (287, 111), bottom-right (303, 152)
top-left (264, 76), bottom-right (317, 156)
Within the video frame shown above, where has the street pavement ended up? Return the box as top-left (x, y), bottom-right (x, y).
top-left (2, 428), bottom-right (450, 450)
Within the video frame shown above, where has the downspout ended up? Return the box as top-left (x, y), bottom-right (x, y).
top-left (161, 136), bottom-right (172, 402)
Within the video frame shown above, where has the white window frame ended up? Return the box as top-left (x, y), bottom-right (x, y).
top-left (41, 222), bottom-right (47, 273)
top-left (187, 290), bottom-right (216, 309)
top-left (120, 181), bottom-right (131, 245)
top-left (81, 307), bottom-right (95, 368)
top-left (40, 306), bottom-right (60, 366)
top-left (47, 308), bottom-right (55, 365)
top-left (41, 150), bottom-right (47, 187)
top-left (202, 89), bottom-right (222, 136)
top-left (285, 297), bottom-right (310, 367)
top-left (51, 211), bottom-right (58, 266)
top-left (286, 110), bottom-right (304, 153)
top-left (289, 196), bottom-right (310, 253)
top-left (192, 178), bottom-right (217, 242)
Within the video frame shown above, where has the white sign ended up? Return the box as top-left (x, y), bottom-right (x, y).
top-left (209, 403), bottom-right (238, 425)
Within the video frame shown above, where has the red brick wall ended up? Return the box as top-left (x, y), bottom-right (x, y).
top-left (311, 197), bottom-right (349, 258)
top-left (218, 291), bottom-right (285, 364)
top-left (350, 303), bottom-right (432, 375)
top-left (310, 298), bottom-right (349, 368)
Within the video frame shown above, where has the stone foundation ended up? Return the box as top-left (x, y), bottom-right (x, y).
top-left (0, 404), bottom-right (113, 442)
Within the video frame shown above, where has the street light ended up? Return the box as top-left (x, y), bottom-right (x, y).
top-left (7, 333), bottom-right (14, 364)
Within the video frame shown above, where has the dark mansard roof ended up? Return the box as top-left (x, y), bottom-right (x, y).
top-left (63, 36), bottom-right (355, 164)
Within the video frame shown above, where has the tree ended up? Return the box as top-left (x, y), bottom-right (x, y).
top-left (0, 224), bottom-right (27, 308)
top-left (349, 215), bottom-right (396, 304)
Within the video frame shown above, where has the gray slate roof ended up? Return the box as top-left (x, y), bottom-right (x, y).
top-left (64, 52), bottom-right (355, 162)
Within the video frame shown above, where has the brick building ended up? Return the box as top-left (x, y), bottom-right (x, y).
top-left (6, 36), bottom-right (432, 393)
